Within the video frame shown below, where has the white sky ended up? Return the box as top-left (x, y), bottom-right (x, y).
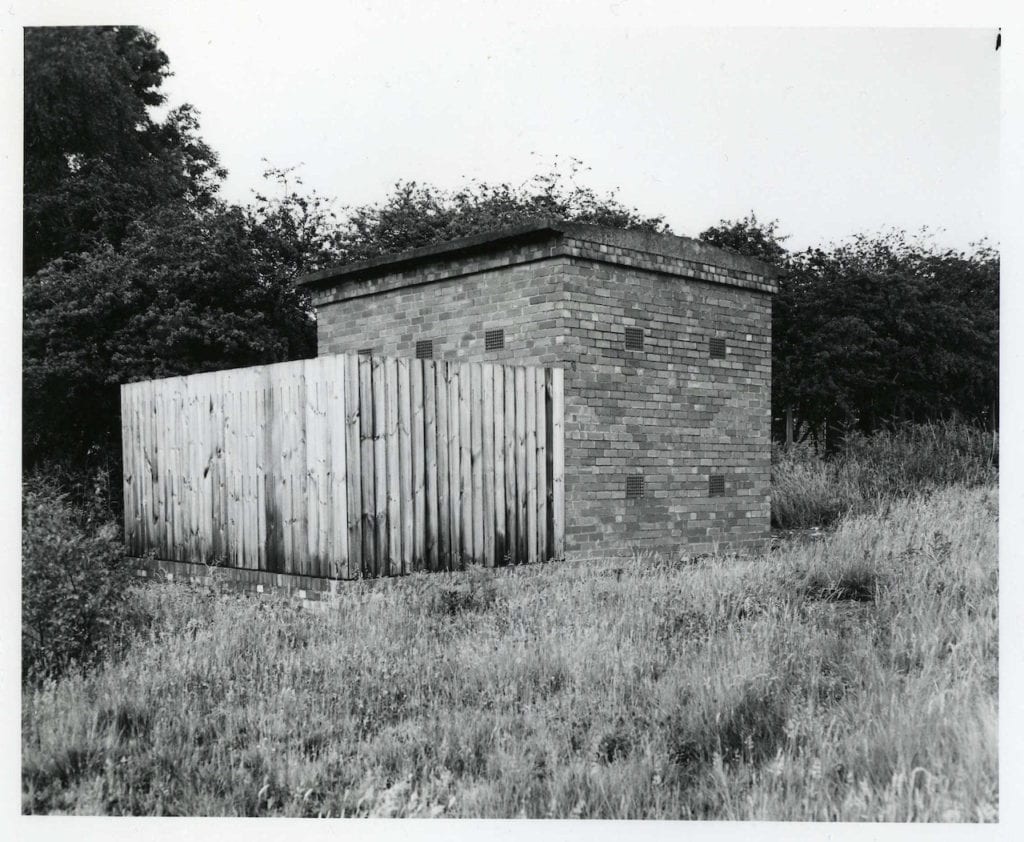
top-left (132, 8), bottom-right (1002, 252)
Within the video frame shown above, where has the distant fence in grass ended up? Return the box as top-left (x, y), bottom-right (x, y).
top-left (120, 352), bottom-right (564, 579)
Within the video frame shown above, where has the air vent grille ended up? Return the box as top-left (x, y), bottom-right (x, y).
top-left (709, 337), bottom-right (727, 359)
top-left (625, 475), bottom-right (645, 499)
top-left (709, 474), bottom-right (726, 496)
top-left (485, 328), bottom-right (505, 351)
top-left (624, 326), bottom-right (644, 351)
top-left (415, 339), bottom-right (433, 359)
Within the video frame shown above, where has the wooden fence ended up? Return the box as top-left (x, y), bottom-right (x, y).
top-left (121, 352), bottom-right (564, 579)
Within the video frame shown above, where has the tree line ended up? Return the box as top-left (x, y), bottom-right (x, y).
top-left (23, 26), bottom-right (998, 486)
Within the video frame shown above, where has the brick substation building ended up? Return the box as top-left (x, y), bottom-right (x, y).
top-left (296, 220), bottom-right (777, 560)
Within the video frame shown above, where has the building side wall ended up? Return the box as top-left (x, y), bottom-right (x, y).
top-left (314, 252), bottom-right (573, 368)
top-left (560, 259), bottom-right (772, 559)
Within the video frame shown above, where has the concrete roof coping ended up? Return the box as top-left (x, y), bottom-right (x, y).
top-left (294, 218), bottom-right (777, 289)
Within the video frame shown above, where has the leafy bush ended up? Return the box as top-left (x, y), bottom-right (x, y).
top-left (22, 472), bottom-right (138, 681)
top-left (772, 420), bottom-right (997, 528)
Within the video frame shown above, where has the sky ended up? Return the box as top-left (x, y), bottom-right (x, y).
top-left (129, 8), bottom-right (1003, 252)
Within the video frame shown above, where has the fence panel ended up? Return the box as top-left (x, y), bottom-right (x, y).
top-left (121, 351), bottom-right (564, 579)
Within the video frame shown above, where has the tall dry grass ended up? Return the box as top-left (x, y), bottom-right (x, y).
top-left (22, 483), bottom-right (997, 819)
top-left (771, 420), bottom-right (997, 528)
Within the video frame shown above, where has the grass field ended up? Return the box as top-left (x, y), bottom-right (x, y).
top-left (21, 482), bottom-right (997, 819)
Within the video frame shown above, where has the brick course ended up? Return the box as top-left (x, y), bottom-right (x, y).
top-left (302, 221), bottom-right (774, 560)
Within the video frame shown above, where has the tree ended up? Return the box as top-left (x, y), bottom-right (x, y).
top-left (700, 217), bottom-right (999, 444)
top-left (24, 26), bottom-right (224, 275)
top-left (23, 196), bottom-right (323, 471)
top-left (698, 212), bottom-right (789, 266)
top-left (23, 30), bottom-right (335, 477)
top-left (336, 157), bottom-right (671, 263)
top-left (784, 232), bottom-right (998, 439)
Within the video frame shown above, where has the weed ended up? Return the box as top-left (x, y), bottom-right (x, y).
top-left (21, 483), bottom-right (997, 820)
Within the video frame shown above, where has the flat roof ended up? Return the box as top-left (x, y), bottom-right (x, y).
top-left (295, 218), bottom-right (776, 289)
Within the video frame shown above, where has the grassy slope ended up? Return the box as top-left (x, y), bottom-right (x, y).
top-left (22, 484), bottom-right (997, 819)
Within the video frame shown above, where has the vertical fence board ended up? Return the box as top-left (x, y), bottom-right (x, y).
top-left (225, 372), bottom-right (237, 567)
top-left (281, 374), bottom-right (296, 574)
top-left (372, 356), bottom-right (388, 576)
top-left (459, 363), bottom-right (473, 565)
top-left (128, 385), bottom-right (142, 557)
top-left (447, 364), bottom-right (462, 570)
top-left (152, 382), bottom-right (164, 559)
top-left (411, 360), bottom-right (426, 571)
top-left (358, 355), bottom-right (376, 576)
top-left (171, 384), bottom-right (181, 560)
top-left (257, 372), bottom-right (267, 571)
top-left (120, 386), bottom-right (133, 551)
top-left (434, 361), bottom-right (451, 570)
top-left (220, 378), bottom-right (232, 567)
top-left (469, 364), bottom-right (484, 563)
top-left (211, 377), bottom-right (224, 563)
top-left (266, 370), bottom-right (284, 571)
top-left (480, 364), bottom-right (495, 567)
top-left (385, 358), bottom-right (401, 576)
top-left (504, 367), bottom-right (518, 562)
top-left (398, 358), bottom-right (413, 575)
top-left (303, 368), bottom-right (318, 575)
top-left (139, 383), bottom-right (150, 558)
top-left (243, 376), bottom-right (258, 569)
top-left (149, 381), bottom-right (161, 557)
top-left (327, 355), bottom-right (349, 579)
top-left (244, 376), bottom-right (256, 570)
top-left (249, 377), bottom-right (261, 570)
top-left (492, 365), bottom-right (506, 565)
top-left (515, 367), bottom-right (528, 563)
top-left (237, 381), bottom-right (250, 569)
top-left (306, 363), bottom-right (326, 576)
top-left (273, 375), bottom-right (287, 572)
top-left (536, 368), bottom-right (548, 560)
top-left (295, 367), bottom-right (310, 576)
top-left (423, 360), bottom-right (439, 571)
top-left (345, 355), bottom-right (362, 578)
top-left (524, 367), bottom-right (537, 563)
top-left (185, 379), bottom-right (197, 559)
top-left (551, 367), bottom-right (565, 559)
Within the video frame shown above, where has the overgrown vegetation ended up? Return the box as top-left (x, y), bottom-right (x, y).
top-left (21, 472), bottom-right (140, 682)
top-left (771, 419), bottom-right (997, 529)
top-left (22, 484), bottom-right (997, 819)
top-left (701, 217), bottom-right (999, 444)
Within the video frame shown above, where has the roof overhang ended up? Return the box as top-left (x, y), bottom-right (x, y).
top-left (295, 218), bottom-right (778, 293)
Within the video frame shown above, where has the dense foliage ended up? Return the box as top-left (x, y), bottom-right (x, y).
top-left (24, 27), bottom-right (223, 276)
top-left (23, 201), bottom-right (320, 470)
top-left (335, 158), bottom-right (670, 263)
top-left (21, 472), bottom-right (139, 681)
top-left (22, 29), bottom-right (328, 475)
top-left (700, 218), bottom-right (999, 445)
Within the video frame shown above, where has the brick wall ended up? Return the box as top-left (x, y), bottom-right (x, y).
top-left (559, 257), bottom-right (771, 559)
top-left (314, 240), bottom-right (573, 368)
top-left (311, 229), bottom-right (772, 560)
